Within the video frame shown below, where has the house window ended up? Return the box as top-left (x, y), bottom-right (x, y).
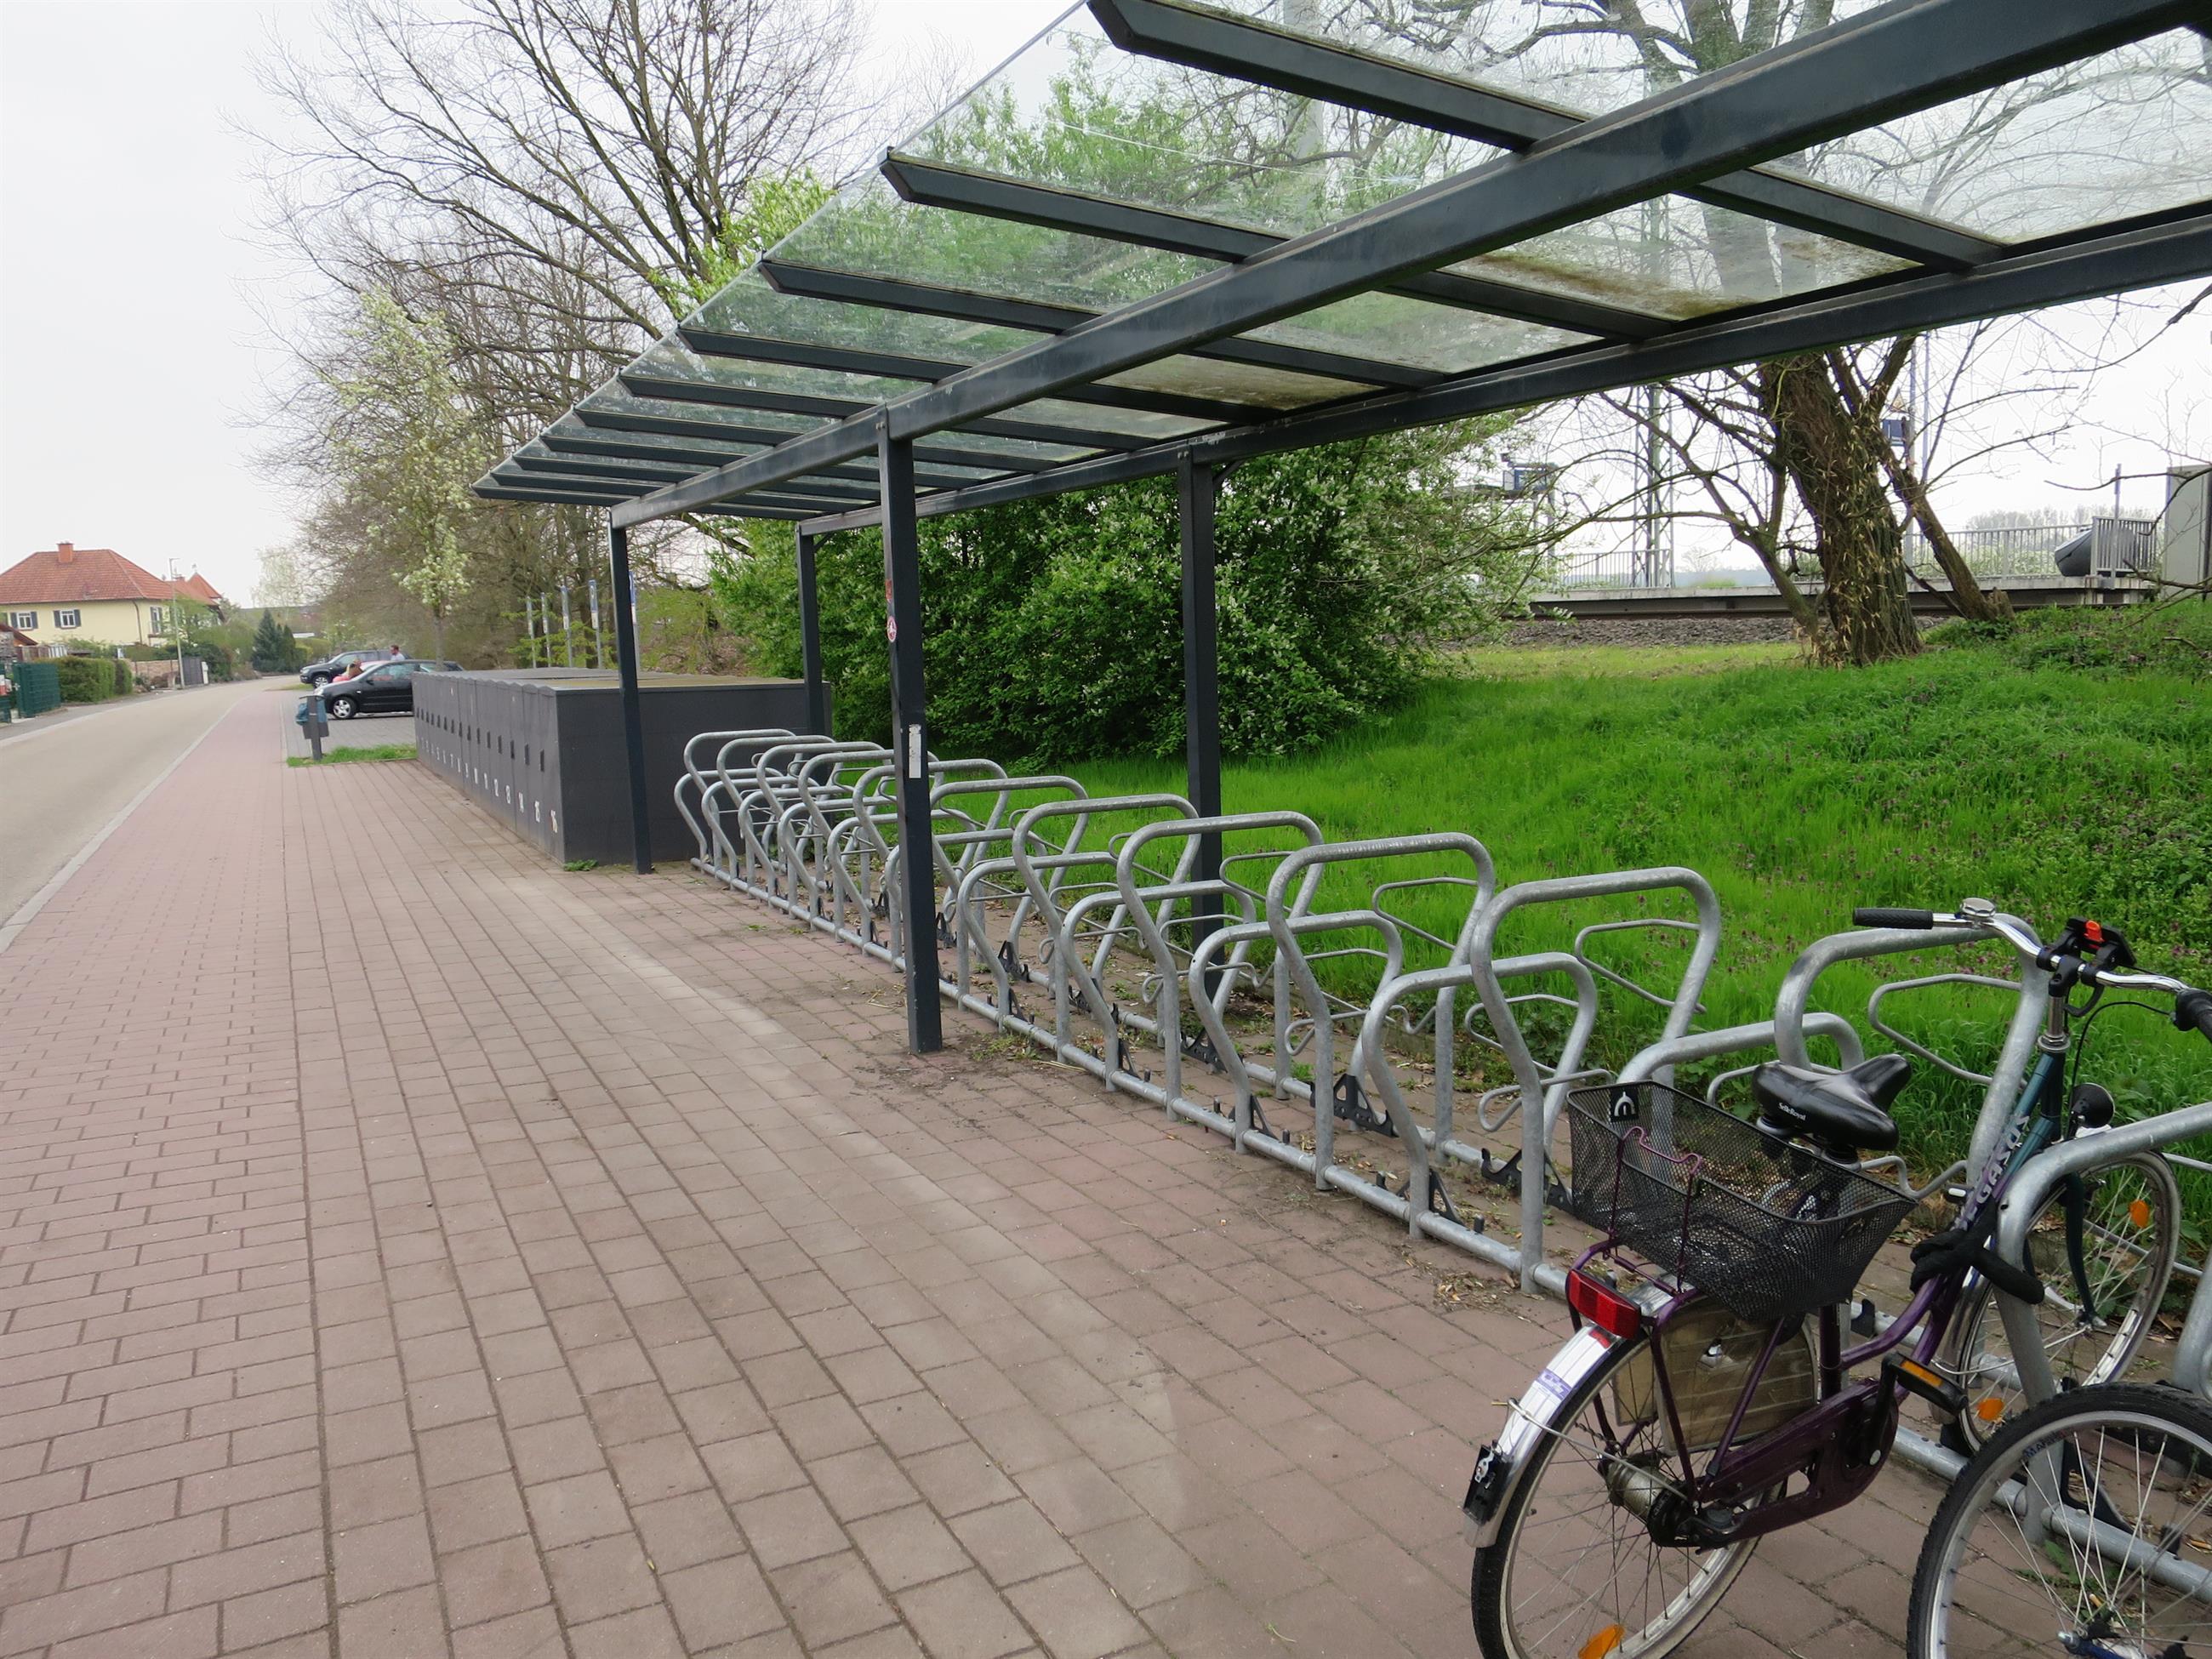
top-left (147, 607), bottom-right (166, 631)
top-left (53, 608), bottom-right (80, 630)
top-left (7, 611), bottom-right (35, 630)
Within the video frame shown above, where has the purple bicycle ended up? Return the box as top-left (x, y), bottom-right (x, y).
top-left (1463, 902), bottom-right (2212, 1659)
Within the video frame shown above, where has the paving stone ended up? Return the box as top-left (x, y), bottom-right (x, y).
top-left (0, 690), bottom-right (1936, 1659)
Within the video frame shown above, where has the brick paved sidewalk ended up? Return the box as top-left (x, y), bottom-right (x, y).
top-left (0, 690), bottom-right (1933, 1657)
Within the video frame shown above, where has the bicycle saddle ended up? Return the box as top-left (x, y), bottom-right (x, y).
top-left (1751, 1053), bottom-right (1910, 1157)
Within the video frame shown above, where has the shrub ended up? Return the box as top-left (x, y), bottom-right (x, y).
top-left (54, 657), bottom-right (117, 703)
top-left (1931, 604), bottom-right (2212, 680)
top-left (113, 657), bottom-right (132, 695)
top-left (710, 420), bottom-right (1537, 766)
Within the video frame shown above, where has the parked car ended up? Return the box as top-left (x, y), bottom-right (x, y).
top-left (299, 649), bottom-right (385, 687)
top-left (319, 659), bottom-right (461, 720)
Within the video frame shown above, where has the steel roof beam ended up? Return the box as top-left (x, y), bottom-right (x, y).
top-left (539, 432), bottom-right (999, 490)
top-left (491, 468), bottom-right (647, 496)
top-left (881, 154), bottom-right (1661, 339)
top-left (758, 259), bottom-right (1434, 389)
top-left (620, 0), bottom-right (2193, 526)
top-left (508, 453), bottom-right (693, 484)
top-left (616, 372), bottom-right (1160, 453)
top-left (1087, 0), bottom-right (2003, 272)
top-left (567, 408), bottom-right (1067, 473)
top-left (677, 322), bottom-right (1291, 425)
top-left (477, 482), bottom-right (631, 505)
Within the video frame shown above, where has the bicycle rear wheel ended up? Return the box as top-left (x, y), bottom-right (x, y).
top-left (1943, 1149), bottom-right (2177, 1450)
top-left (1472, 1303), bottom-right (1811, 1659)
top-left (1907, 1382), bottom-right (2212, 1658)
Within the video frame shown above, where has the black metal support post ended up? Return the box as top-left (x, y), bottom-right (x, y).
top-left (879, 423), bottom-right (943, 1052)
top-left (605, 518), bottom-right (653, 874)
top-left (1179, 453), bottom-right (1223, 986)
top-left (795, 529), bottom-right (830, 737)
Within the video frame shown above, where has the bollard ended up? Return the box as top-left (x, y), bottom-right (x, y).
top-left (295, 695), bottom-right (329, 761)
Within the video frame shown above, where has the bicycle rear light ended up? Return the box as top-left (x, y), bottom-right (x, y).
top-left (1567, 1268), bottom-right (1643, 1340)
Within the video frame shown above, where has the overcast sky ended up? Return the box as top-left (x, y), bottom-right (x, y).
top-left (3, 0), bottom-right (2204, 607)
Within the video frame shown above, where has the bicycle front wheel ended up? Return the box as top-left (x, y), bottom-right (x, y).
top-left (1945, 1149), bottom-right (2178, 1449)
top-left (1907, 1382), bottom-right (2212, 1658)
top-left (1472, 1306), bottom-right (1803, 1659)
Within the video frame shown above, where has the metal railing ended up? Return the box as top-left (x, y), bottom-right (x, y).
top-left (1552, 518), bottom-right (2160, 592)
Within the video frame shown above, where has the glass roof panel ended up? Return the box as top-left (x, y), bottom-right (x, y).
top-left (896, 9), bottom-right (1905, 326)
top-left (1449, 200), bottom-right (1907, 319)
top-left (574, 382), bottom-right (825, 436)
top-left (1790, 29), bottom-right (2212, 242)
top-left (625, 325), bottom-right (1208, 442)
top-left (995, 397), bottom-right (1215, 441)
top-left (1097, 356), bottom-right (1373, 407)
top-left (630, 335), bottom-right (923, 401)
top-left (514, 442), bottom-right (695, 474)
top-left (1176, 0), bottom-right (1887, 122)
top-left (768, 172), bottom-right (1211, 316)
top-left (1245, 290), bottom-right (1584, 374)
top-left (546, 419), bottom-right (764, 456)
top-left (1177, 3), bottom-right (2211, 245)
top-left (687, 269), bottom-right (1043, 362)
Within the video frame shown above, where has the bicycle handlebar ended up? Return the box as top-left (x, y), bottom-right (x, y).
top-left (1855, 900), bottom-right (2211, 1045)
top-left (1850, 907), bottom-right (1936, 930)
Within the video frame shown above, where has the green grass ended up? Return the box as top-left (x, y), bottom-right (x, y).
top-left (1053, 617), bottom-right (2212, 1202)
top-left (287, 744), bottom-right (416, 767)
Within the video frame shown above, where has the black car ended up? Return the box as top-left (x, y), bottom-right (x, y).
top-left (300, 649), bottom-right (387, 687)
top-left (320, 659), bottom-right (461, 720)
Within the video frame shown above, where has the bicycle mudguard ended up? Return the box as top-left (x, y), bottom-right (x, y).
top-left (1463, 1324), bottom-right (1616, 1549)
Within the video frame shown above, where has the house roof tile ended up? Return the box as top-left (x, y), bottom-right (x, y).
top-left (0, 544), bottom-right (225, 607)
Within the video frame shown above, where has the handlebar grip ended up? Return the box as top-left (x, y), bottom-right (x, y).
top-left (2176, 989), bottom-right (2212, 1045)
top-left (1853, 907), bottom-right (1937, 930)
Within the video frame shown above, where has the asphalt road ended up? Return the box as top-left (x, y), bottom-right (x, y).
top-left (0, 678), bottom-right (274, 936)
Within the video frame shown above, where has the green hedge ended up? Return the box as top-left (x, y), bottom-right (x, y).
top-left (54, 657), bottom-right (123, 703)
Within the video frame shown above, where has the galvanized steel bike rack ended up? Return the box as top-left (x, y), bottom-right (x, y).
top-left (677, 727), bottom-right (2212, 1452)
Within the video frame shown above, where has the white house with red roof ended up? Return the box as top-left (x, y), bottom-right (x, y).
top-left (0, 543), bottom-right (227, 649)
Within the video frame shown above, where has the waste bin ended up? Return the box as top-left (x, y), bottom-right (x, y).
top-left (295, 695), bottom-right (329, 760)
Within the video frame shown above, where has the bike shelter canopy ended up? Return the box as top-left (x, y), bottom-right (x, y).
top-left (480, 0), bottom-right (2212, 528)
top-left (478, 0), bottom-right (2212, 1053)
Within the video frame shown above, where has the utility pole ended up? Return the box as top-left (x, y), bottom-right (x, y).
top-left (167, 561), bottom-right (185, 687)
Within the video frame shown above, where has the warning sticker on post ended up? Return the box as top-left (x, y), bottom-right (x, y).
top-left (886, 617), bottom-right (897, 641)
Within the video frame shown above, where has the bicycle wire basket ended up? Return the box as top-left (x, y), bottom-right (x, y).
top-left (1564, 1081), bottom-right (1916, 1325)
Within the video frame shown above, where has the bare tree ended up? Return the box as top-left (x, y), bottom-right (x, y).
top-left (249, 0), bottom-right (869, 660)
top-left (258, 0), bottom-right (865, 360)
top-left (1300, 0), bottom-right (2204, 660)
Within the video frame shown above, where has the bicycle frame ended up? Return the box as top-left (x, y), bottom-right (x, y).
top-left (1581, 1043), bottom-right (2078, 1546)
top-left (1471, 1039), bottom-right (2080, 1554)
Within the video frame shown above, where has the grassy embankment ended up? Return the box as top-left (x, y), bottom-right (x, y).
top-left (1058, 612), bottom-right (2212, 1209)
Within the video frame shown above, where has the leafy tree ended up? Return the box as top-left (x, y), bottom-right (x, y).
top-left (712, 419), bottom-right (1539, 766)
top-left (327, 288), bottom-right (487, 660)
top-left (251, 609), bottom-right (297, 673)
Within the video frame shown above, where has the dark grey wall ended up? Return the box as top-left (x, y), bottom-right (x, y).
top-left (414, 671), bottom-right (824, 865)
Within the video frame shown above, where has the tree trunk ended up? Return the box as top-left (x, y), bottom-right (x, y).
top-left (1759, 355), bottom-right (1921, 664)
top-left (1876, 443), bottom-right (2014, 624)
